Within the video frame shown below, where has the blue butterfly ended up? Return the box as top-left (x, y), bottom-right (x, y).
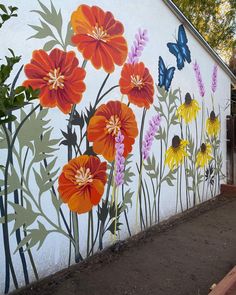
top-left (158, 56), bottom-right (175, 92)
top-left (167, 24), bottom-right (191, 70)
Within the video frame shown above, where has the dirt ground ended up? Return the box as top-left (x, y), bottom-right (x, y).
top-left (13, 196), bottom-right (236, 295)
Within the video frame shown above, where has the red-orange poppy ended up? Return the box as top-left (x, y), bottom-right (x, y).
top-left (71, 4), bottom-right (128, 73)
top-left (119, 62), bottom-right (154, 109)
top-left (87, 100), bottom-right (138, 162)
top-left (58, 155), bottom-right (107, 214)
top-left (23, 48), bottom-right (86, 114)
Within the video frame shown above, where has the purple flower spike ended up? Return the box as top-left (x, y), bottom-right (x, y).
top-left (115, 131), bottom-right (125, 186)
top-left (127, 28), bottom-right (148, 64)
top-left (211, 64), bottom-right (218, 93)
top-left (142, 114), bottom-right (161, 160)
top-left (193, 61), bottom-right (205, 98)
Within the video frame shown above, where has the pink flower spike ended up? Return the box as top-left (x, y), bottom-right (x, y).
top-left (115, 131), bottom-right (125, 186)
top-left (193, 61), bottom-right (205, 98)
top-left (211, 64), bottom-right (218, 93)
top-left (127, 28), bottom-right (148, 64)
top-left (142, 114), bottom-right (161, 160)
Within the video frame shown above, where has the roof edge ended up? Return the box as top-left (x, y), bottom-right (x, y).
top-left (163, 0), bottom-right (236, 85)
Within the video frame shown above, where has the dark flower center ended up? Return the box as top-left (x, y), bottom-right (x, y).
top-left (185, 93), bottom-right (192, 105)
top-left (210, 111), bottom-right (216, 121)
top-left (172, 135), bottom-right (181, 148)
top-left (200, 143), bottom-right (206, 153)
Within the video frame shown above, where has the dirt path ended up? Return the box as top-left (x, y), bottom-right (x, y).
top-left (13, 196), bottom-right (236, 295)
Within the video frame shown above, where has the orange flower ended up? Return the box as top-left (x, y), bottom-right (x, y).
top-left (119, 62), bottom-right (154, 109)
top-left (71, 4), bottom-right (128, 73)
top-left (23, 48), bottom-right (86, 114)
top-left (58, 155), bottom-right (107, 214)
top-left (87, 101), bottom-right (138, 162)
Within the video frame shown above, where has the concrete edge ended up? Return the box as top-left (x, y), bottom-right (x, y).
top-left (208, 266), bottom-right (236, 295)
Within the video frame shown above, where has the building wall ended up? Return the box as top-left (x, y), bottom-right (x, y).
top-left (0, 0), bottom-right (232, 293)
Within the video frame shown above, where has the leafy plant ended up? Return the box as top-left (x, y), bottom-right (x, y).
top-left (0, 49), bottom-right (39, 124)
top-left (0, 4), bottom-right (18, 28)
top-left (29, 0), bottom-right (74, 51)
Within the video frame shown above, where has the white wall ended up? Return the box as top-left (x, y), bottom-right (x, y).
top-left (0, 0), bottom-right (232, 293)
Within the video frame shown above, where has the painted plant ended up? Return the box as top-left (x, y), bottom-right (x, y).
top-left (0, 1), bottom-right (225, 294)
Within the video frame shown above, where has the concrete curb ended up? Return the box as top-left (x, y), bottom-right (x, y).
top-left (208, 266), bottom-right (236, 295)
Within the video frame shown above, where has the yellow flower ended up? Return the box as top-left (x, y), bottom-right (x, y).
top-left (177, 93), bottom-right (200, 124)
top-left (196, 143), bottom-right (212, 168)
top-left (206, 111), bottom-right (220, 137)
top-left (165, 135), bottom-right (188, 170)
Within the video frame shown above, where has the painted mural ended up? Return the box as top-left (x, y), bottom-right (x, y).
top-left (0, 1), bottom-right (225, 293)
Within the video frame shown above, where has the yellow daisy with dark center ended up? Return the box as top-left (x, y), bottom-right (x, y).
top-left (177, 92), bottom-right (200, 124)
top-left (196, 143), bottom-right (212, 168)
top-left (165, 135), bottom-right (188, 170)
top-left (206, 111), bottom-right (220, 137)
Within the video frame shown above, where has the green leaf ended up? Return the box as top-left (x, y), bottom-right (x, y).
top-left (9, 199), bottom-right (39, 234)
top-left (0, 126), bottom-right (8, 149)
top-left (1, 14), bottom-right (10, 22)
top-left (169, 91), bottom-right (179, 106)
top-left (14, 221), bottom-right (49, 253)
top-left (38, 0), bottom-right (51, 15)
top-left (0, 4), bottom-right (7, 13)
top-left (107, 220), bottom-right (122, 235)
top-left (170, 114), bottom-right (179, 125)
top-left (124, 166), bottom-right (135, 185)
top-left (155, 126), bottom-right (166, 141)
top-left (54, 8), bottom-right (62, 34)
top-left (0, 213), bottom-right (16, 224)
top-left (97, 201), bottom-right (109, 224)
top-left (51, 191), bottom-right (62, 213)
top-left (43, 39), bottom-right (58, 51)
top-left (156, 84), bottom-right (168, 99)
top-left (0, 164), bottom-right (21, 196)
top-left (28, 20), bottom-right (53, 39)
top-left (65, 21), bottom-right (74, 48)
top-left (165, 177), bottom-right (175, 186)
top-left (121, 189), bottom-right (133, 212)
top-left (31, 1), bottom-right (63, 37)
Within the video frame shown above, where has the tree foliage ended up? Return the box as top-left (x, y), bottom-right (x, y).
top-left (173, 0), bottom-right (236, 62)
top-left (0, 4), bottom-right (39, 125)
top-left (0, 3), bottom-right (18, 28)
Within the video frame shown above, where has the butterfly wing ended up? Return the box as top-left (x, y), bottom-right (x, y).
top-left (158, 56), bottom-right (166, 88)
top-left (178, 24), bottom-right (187, 46)
top-left (178, 24), bottom-right (192, 64)
top-left (180, 45), bottom-right (191, 63)
top-left (167, 42), bottom-right (184, 70)
top-left (165, 67), bottom-right (175, 92)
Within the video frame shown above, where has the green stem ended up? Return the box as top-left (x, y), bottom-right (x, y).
top-left (20, 147), bottom-right (39, 280)
top-left (114, 186), bottom-right (118, 241)
top-left (90, 211), bottom-right (94, 255)
top-left (86, 212), bottom-right (90, 257)
top-left (72, 212), bottom-right (81, 263)
top-left (121, 182), bottom-right (131, 236)
top-left (22, 187), bottom-right (73, 243)
top-left (135, 161), bottom-right (143, 229)
top-left (144, 179), bottom-right (152, 226)
top-left (179, 164), bottom-right (183, 212)
top-left (200, 100), bottom-right (205, 144)
top-left (99, 161), bottom-right (114, 250)
top-left (176, 168), bottom-right (179, 213)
